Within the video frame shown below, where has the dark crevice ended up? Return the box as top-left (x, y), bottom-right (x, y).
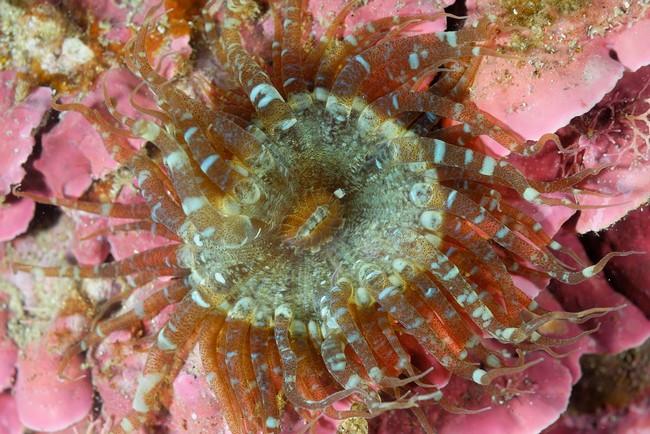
top-left (91, 389), bottom-right (103, 420)
top-left (577, 230), bottom-right (604, 265)
top-left (584, 239), bottom-right (649, 316)
top-left (255, 0), bottom-right (270, 17)
top-left (15, 109), bottom-right (63, 236)
top-left (23, 204), bottom-right (62, 235)
top-left (444, 0), bottom-right (467, 31)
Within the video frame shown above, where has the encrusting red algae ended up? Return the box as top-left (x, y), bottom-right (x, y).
top-left (6, 0), bottom-right (641, 432)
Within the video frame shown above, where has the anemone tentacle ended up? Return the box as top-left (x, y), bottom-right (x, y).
top-left (10, 1), bottom-right (632, 433)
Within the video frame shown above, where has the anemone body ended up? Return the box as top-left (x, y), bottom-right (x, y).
top-left (14, 0), bottom-right (631, 433)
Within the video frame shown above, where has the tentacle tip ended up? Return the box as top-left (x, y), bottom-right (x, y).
top-left (442, 402), bottom-right (492, 415)
top-left (478, 356), bottom-right (544, 386)
top-left (609, 303), bottom-right (628, 313)
top-left (50, 97), bottom-right (64, 110)
top-left (527, 356), bottom-right (545, 368)
top-left (539, 345), bottom-right (574, 359)
top-left (622, 250), bottom-right (647, 257)
top-left (56, 370), bottom-right (87, 383)
top-left (523, 133), bottom-right (561, 157)
top-left (10, 184), bottom-right (24, 196)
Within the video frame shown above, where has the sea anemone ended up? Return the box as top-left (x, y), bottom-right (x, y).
top-left (6, 0), bottom-right (637, 432)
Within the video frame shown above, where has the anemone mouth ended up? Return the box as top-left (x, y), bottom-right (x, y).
top-left (279, 187), bottom-right (345, 252)
top-left (7, 1), bottom-right (636, 433)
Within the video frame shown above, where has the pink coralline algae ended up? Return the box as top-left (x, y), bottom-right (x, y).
top-left (0, 1), bottom-right (649, 434)
top-left (14, 319), bottom-right (94, 432)
top-left (0, 71), bottom-right (51, 242)
top-left (469, 0), bottom-right (650, 143)
top-left (472, 40), bottom-right (625, 144)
